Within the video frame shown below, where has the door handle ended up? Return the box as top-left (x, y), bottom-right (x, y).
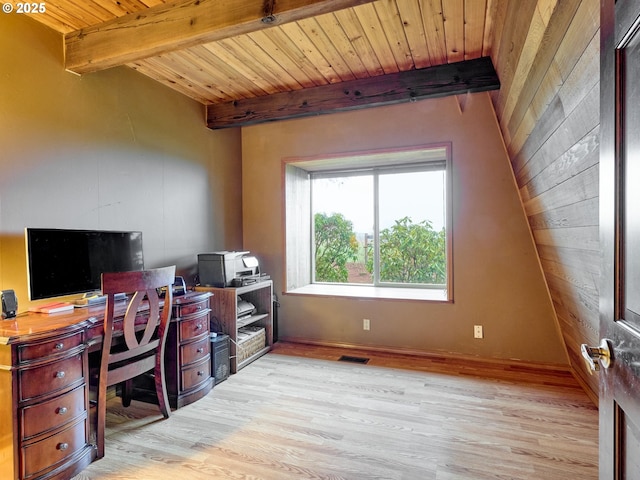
top-left (580, 339), bottom-right (612, 374)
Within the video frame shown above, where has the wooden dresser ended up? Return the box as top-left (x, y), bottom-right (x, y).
top-left (130, 292), bottom-right (214, 409)
top-left (0, 290), bottom-right (213, 480)
top-left (0, 320), bottom-right (94, 480)
top-left (167, 292), bottom-right (214, 408)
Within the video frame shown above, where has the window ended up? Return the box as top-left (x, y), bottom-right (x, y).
top-left (285, 144), bottom-right (452, 301)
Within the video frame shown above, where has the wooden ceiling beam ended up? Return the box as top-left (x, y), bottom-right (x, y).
top-left (65, 0), bottom-right (377, 75)
top-left (206, 56), bottom-right (501, 129)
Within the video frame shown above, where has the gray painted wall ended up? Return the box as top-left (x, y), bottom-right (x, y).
top-left (0, 13), bottom-right (243, 310)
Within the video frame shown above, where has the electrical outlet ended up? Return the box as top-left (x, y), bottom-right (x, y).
top-left (363, 318), bottom-right (370, 331)
top-left (474, 325), bottom-right (483, 339)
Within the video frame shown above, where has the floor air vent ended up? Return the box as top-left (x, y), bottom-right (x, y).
top-left (338, 355), bottom-right (369, 364)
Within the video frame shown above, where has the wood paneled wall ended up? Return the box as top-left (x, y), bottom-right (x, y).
top-left (489, 0), bottom-right (600, 399)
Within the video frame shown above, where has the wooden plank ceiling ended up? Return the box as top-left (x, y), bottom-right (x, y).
top-left (18, 0), bottom-right (498, 128)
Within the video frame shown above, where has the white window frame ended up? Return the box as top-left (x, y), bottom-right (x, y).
top-left (284, 144), bottom-right (453, 302)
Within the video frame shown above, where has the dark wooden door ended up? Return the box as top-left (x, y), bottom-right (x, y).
top-left (599, 0), bottom-right (640, 477)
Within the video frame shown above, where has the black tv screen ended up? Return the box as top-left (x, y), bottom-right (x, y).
top-left (26, 228), bottom-right (144, 300)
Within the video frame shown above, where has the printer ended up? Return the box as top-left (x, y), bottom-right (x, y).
top-left (198, 251), bottom-right (260, 287)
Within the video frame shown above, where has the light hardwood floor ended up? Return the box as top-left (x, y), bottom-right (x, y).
top-left (72, 342), bottom-right (598, 480)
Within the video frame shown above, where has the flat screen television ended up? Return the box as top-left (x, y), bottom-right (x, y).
top-left (26, 228), bottom-right (144, 300)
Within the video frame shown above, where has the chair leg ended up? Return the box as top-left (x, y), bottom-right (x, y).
top-left (121, 379), bottom-right (133, 407)
top-left (95, 384), bottom-right (107, 459)
top-left (154, 356), bottom-right (170, 418)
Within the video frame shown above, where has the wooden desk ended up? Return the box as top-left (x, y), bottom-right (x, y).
top-left (0, 291), bottom-right (213, 480)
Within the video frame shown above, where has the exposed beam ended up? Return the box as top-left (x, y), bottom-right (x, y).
top-left (206, 57), bottom-right (501, 129)
top-left (65, 0), bottom-right (377, 75)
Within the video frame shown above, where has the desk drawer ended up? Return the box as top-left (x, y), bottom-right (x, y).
top-left (21, 385), bottom-right (86, 440)
top-left (174, 297), bottom-right (209, 318)
top-left (181, 357), bottom-right (210, 391)
top-left (22, 418), bottom-right (87, 479)
top-left (180, 335), bottom-right (210, 366)
top-left (178, 313), bottom-right (209, 342)
top-left (18, 331), bottom-right (84, 363)
top-left (19, 353), bottom-right (85, 401)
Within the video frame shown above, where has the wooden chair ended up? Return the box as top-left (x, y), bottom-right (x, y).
top-left (95, 265), bottom-right (176, 459)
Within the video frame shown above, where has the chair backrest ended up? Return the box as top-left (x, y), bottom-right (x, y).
top-left (100, 265), bottom-right (176, 385)
top-left (94, 265), bottom-right (176, 459)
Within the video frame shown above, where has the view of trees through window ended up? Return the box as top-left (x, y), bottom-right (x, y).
top-left (312, 166), bottom-right (447, 287)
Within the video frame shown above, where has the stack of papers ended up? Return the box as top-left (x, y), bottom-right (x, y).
top-left (28, 302), bottom-right (75, 314)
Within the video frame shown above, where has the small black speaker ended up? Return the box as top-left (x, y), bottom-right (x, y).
top-left (1, 290), bottom-right (17, 319)
top-left (211, 334), bottom-right (230, 385)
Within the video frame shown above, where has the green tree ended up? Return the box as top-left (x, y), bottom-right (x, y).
top-left (314, 212), bottom-right (359, 282)
top-left (366, 217), bottom-right (446, 284)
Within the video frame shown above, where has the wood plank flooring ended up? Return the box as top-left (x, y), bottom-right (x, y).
top-left (71, 342), bottom-right (598, 480)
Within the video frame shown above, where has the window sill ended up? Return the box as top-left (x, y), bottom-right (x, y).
top-left (286, 284), bottom-right (450, 302)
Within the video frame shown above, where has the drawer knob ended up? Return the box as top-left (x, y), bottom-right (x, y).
top-left (58, 442), bottom-right (69, 451)
top-left (197, 371), bottom-right (204, 376)
top-left (55, 343), bottom-right (64, 350)
top-left (55, 371), bottom-right (66, 379)
top-left (197, 348), bottom-right (204, 353)
top-left (57, 407), bottom-right (68, 415)
top-left (196, 324), bottom-right (203, 330)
